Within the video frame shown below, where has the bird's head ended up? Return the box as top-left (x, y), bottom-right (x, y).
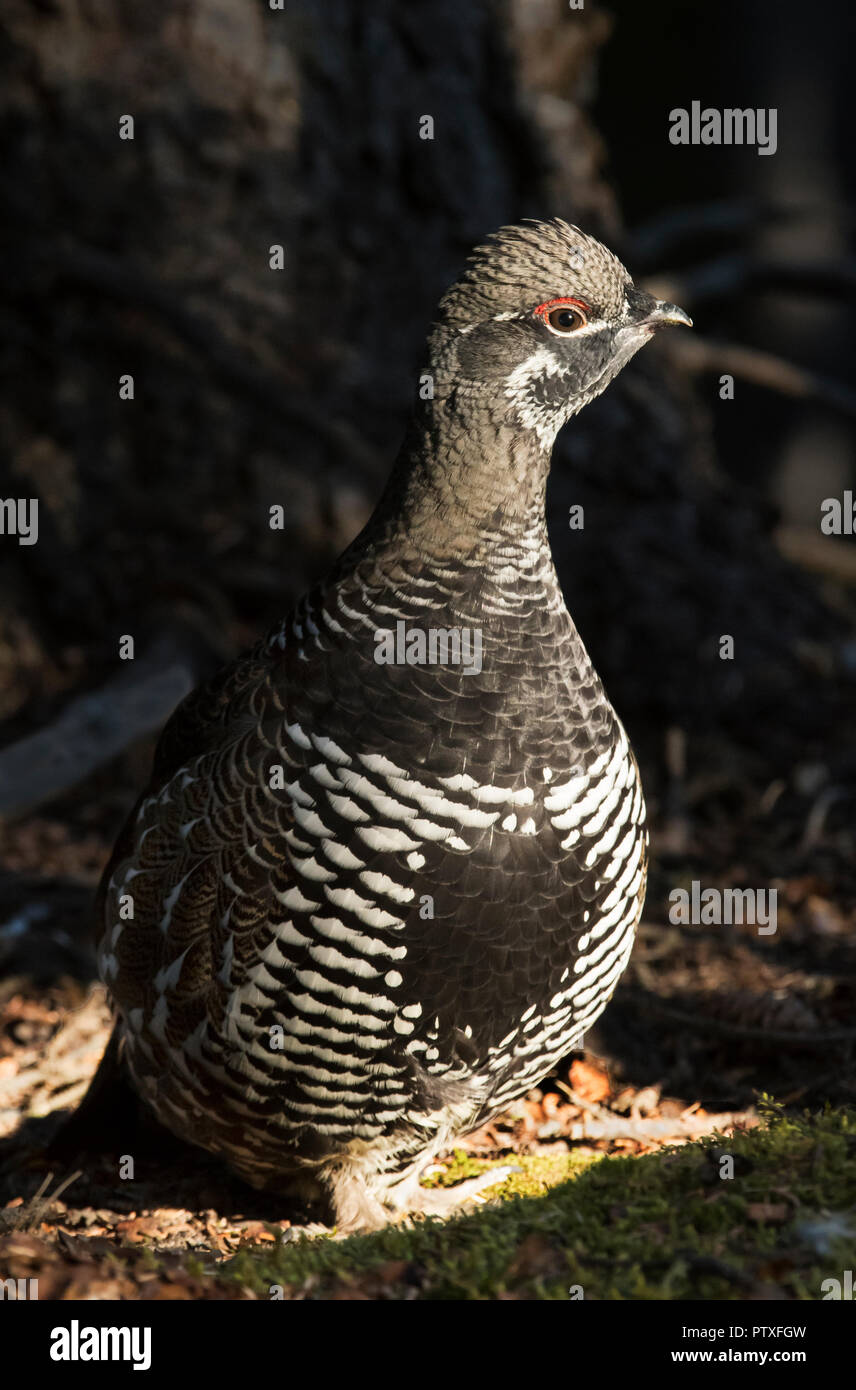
top-left (427, 218), bottom-right (691, 449)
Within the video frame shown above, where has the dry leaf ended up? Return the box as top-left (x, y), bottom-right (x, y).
top-left (568, 1059), bottom-right (610, 1103)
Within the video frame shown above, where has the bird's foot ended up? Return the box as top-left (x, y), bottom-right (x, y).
top-left (321, 1158), bottom-right (523, 1234)
top-left (406, 1163), bottom-right (523, 1220)
top-left (279, 1221), bottom-right (331, 1244)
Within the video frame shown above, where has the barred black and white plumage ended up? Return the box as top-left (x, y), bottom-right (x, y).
top-left (92, 219), bottom-right (691, 1229)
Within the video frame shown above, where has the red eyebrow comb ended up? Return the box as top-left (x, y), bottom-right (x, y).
top-left (533, 296), bottom-right (590, 318)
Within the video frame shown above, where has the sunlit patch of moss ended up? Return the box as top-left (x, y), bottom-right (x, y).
top-left (422, 1146), bottom-right (601, 1197)
top-left (221, 1106), bottom-right (856, 1301)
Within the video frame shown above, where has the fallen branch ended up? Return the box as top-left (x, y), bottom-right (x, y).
top-left (775, 525), bottom-right (856, 585)
top-left (647, 254), bottom-right (856, 308)
top-left (564, 1110), bottom-right (752, 1145)
top-left (672, 335), bottom-right (856, 418)
top-left (553, 1083), bottom-right (754, 1144)
top-left (622, 988), bottom-right (856, 1049)
top-left (631, 196), bottom-right (757, 262)
top-left (0, 633), bottom-right (200, 819)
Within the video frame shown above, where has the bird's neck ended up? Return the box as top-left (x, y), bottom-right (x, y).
top-left (307, 394), bottom-right (584, 671)
top-left (351, 398), bottom-right (557, 574)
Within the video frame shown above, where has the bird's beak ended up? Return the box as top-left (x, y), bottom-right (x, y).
top-left (645, 300), bottom-right (693, 330)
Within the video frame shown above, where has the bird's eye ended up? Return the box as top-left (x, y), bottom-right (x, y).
top-left (546, 304), bottom-right (587, 334)
top-left (533, 297), bottom-right (590, 336)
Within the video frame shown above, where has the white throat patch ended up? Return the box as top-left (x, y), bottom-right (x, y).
top-left (502, 348), bottom-right (572, 449)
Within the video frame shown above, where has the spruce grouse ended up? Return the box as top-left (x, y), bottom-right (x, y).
top-left (91, 220), bottom-right (691, 1230)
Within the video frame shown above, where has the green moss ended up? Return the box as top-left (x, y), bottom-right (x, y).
top-left (222, 1104), bottom-right (856, 1300)
top-left (423, 1146), bottom-right (599, 1196)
